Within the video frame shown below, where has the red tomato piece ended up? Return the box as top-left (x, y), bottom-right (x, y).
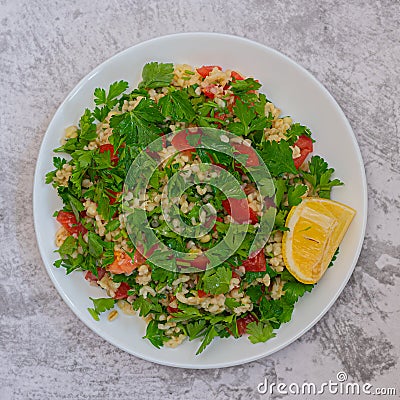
top-left (222, 198), bottom-right (258, 224)
top-left (114, 282), bottom-right (131, 299)
top-left (213, 112), bottom-right (227, 128)
top-left (242, 251), bottom-right (266, 272)
top-left (231, 71), bottom-right (244, 80)
top-left (99, 144), bottom-right (119, 166)
top-left (197, 289), bottom-right (208, 298)
top-left (56, 211), bottom-right (87, 235)
top-left (85, 267), bottom-right (106, 283)
top-left (167, 306), bottom-right (180, 314)
top-left (237, 314), bottom-right (258, 336)
top-left (171, 129), bottom-right (202, 151)
top-left (133, 248), bottom-right (147, 266)
top-left (191, 254), bottom-right (209, 270)
top-left (232, 142), bottom-right (260, 167)
top-left (231, 270), bottom-right (240, 279)
top-left (106, 189), bottom-right (120, 205)
top-left (202, 84), bottom-right (218, 99)
top-left (293, 135), bottom-right (313, 169)
top-left (108, 251), bottom-right (135, 275)
top-left (196, 65), bottom-right (222, 78)
top-left (212, 216), bottom-right (224, 232)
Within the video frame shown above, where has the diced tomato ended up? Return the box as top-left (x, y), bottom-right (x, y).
top-left (56, 211), bottom-right (87, 235)
top-left (232, 142), bottom-right (260, 167)
top-left (106, 189), bottom-right (120, 205)
top-left (213, 112), bottom-right (228, 128)
top-left (232, 270), bottom-right (240, 279)
top-left (293, 135), bottom-right (313, 169)
top-left (237, 314), bottom-right (258, 335)
top-left (177, 254), bottom-right (209, 270)
top-left (84, 267), bottom-right (106, 283)
top-left (231, 71), bottom-right (244, 80)
top-left (107, 250), bottom-right (136, 275)
top-left (212, 216), bottom-right (224, 232)
top-left (167, 306), bottom-right (180, 314)
top-left (242, 251), bottom-right (266, 272)
top-left (114, 282), bottom-right (130, 299)
top-left (171, 129), bottom-right (202, 151)
top-left (197, 289), bottom-right (208, 298)
top-left (202, 84), bottom-right (218, 99)
top-left (249, 208), bottom-right (259, 224)
top-left (99, 144), bottom-right (119, 166)
top-left (222, 198), bottom-right (258, 224)
top-left (196, 65), bottom-right (222, 78)
top-left (167, 295), bottom-right (180, 314)
top-left (133, 247), bottom-right (147, 266)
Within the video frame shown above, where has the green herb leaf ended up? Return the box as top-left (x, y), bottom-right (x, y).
top-left (143, 319), bottom-right (168, 348)
top-left (301, 156), bottom-right (343, 198)
top-left (260, 140), bottom-right (297, 176)
top-left (186, 320), bottom-right (207, 340)
top-left (202, 266), bottom-right (232, 295)
top-left (158, 89), bottom-right (196, 122)
top-left (88, 231), bottom-right (104, 258)
top-left (196, 325), bottom-right (218, 355)
top-left (57, 235), bottom-right (77, 256)
top-left (246, 321), bottom-right (276, 344)
top-left (283, 280), bottom-right (314, 304)
top-left (88, 297), bottom-right (115, 320)
top-left (230, 78), bottom-right (262, 94)
top-left (139, 62), bottom-right (174, 89)
top-left (287, 185), bottom-right (307, 207)
top-left (110, 98), bottom-right (164, 147)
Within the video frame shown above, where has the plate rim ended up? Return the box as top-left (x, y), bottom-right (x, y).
top-left (33, 32), bottom-right (368, 369)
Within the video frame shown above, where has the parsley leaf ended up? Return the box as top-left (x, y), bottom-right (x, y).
top-left (158, 89), bottom-right (196, 122)
top-left (88, 231), bottom-right (104, 258)
top-left (88, 297), bottom-right (115, 320)
top-left (301, 156), bottom-right (343, 199)
top-left (110, 98), bottom-right (164, 147)
top-left (133, 296), bottom-right (162, 317)
top-left (225, 297), bottom-right (241, 310)
top-left (287, 184), bottom-right (308, 207)
top-left (228, 100), bottom-right (268, 136)
top-left (94, 81), bottom-right (129, 107)
top-left (186, 320), bottom-right (207, 340)
top-left (57, 235), bottom-right (77, 256)
top-left (93, 80), bottom-right (129, 121)
top-left (139, 62), bottom-right (174, 89)
top-left (78, 109), bottom-right (97, 142)
top-left (283, 280), bottom-right (314, 304)
top-left (196, 325), bottom-right (218, 354)
top-left (286, 122), bottom-right (312, 144)
top-left (260, 140), bottom-right (297, 176)
top-left (202, 266), bottom-right (232, 295)
top-left (230, 78), bottom-right (262, 94)
top-left (143, 319), bottom-right (168, 348)
top-left (246, 321), bottom-right (276, 344)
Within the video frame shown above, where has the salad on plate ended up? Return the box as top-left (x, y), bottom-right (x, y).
top-left (46, 62), bottom-right (355, 354)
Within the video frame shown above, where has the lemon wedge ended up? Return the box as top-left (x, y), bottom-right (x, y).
top-left (282, 198), bottom-right (356, 284)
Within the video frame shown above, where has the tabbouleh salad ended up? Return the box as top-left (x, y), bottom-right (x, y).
top-left (46, 62), bottom-right (344, 354)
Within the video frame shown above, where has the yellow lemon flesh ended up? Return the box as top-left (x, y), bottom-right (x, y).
top-left (282, 198), bottom-right (356, 284)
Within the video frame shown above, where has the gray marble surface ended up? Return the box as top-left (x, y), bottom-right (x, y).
top-left (1, 0), bottom-right (399, 399)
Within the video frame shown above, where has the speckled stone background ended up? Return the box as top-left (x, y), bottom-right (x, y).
top-left (1, 0), bottom-right (399, 399)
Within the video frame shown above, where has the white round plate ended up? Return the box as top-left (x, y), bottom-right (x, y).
top-left (33, 33), bottom-right (367, 369)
